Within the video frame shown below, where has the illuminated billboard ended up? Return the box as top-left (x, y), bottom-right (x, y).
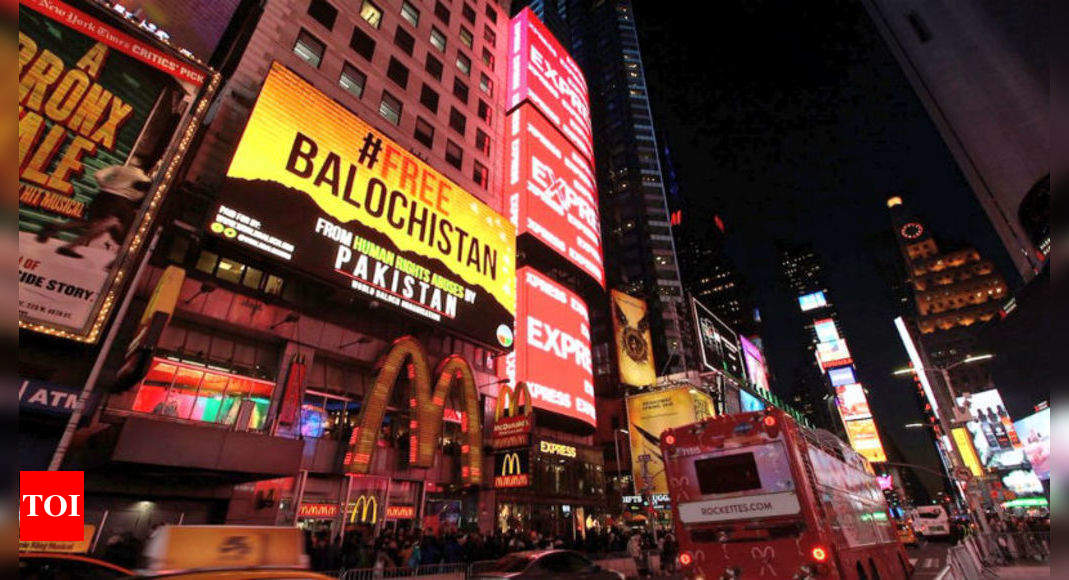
top-left (503, 267), bottom-right (595, 426)
top-left (958, 389), bottom-right (1028, 471)
top-left (740, 336), bottom-right (771, 393)
top-left (626, 387), bottom-right (711, 495)
top-left (104, 0), bottom-right (244, 61)
top-left (507, 8), bottom-right (593, 162)
top-left (835, 383), bottom-right (872, 421)
top-left (816, 338), bottom-right (853, 369)
top-left (693, 298), bottom-right (745, 379)
top-left (813, 318), bottom-right (839, 343)
top-left (798, 291), bottom-right (828, 311)
top-left (739, 389), bottom-right (766, 412)
top-left (213, 63), bottom-right (516, 348)
top-left (506, 103), bottom-right (604, 286)
top-left (843, 418), bottom-right (887, 463)
top-left (952, 427), bottom-right (984, 478)
top-left (610, 290), bottom-right (656, 387)
top-left (828, 366), bottom-right (857, 387)
top-left (1014, 409), bottom-right (1050, 480)
top-left (19, 0), bottom-right (214, 342)
top-left (1001, 469), bottom-right (1044, 496)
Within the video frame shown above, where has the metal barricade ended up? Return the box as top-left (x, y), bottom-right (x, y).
top-left (338, 562), bottom-right (470, 580)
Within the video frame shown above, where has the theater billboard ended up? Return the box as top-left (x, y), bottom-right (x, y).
top-left (212, 63), bottom-right (516, 348)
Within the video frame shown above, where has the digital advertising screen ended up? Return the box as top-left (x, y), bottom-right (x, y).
top-left (828, 366), bottom-right (857, 387)
top-left (19, 0), bottom-right (211, 342)
top-left (813, 318), bottom-right (839, 343)
top-left (843, 418), bottom-right (887, 463)
top-left (740, 336), bottom-right (771, 393)
top-left (835, 383), bottom-right (873, 421)
top-left (212, 63), bottom-right (516, 348)
top-left (507, 8), bottom-right (593, 163)
top-left (506, 103), bottom-right (603, 286)
top-left (952, 427), bottom-right (985, 477)
top-left (798, 291), bottom-right (828, 311)
top-left (503, 267), bottom-right (595, 426)
top-left (104, 0), bottom-right (244, 61)
top-left (610, 290), bottom-right (657, 387)
top-left (1001, 469), bottom-right (1044, 496)
top-left (739, 389), bottom-right (766, 412)
top-left (958, 389), bottom-right (1028, 471)
top-left (816, 339), bottom-right (853, 369)
top-left (693, 298), bottom-right (745, 379)
top-left (1014, 408), bottom-right (1050, 480)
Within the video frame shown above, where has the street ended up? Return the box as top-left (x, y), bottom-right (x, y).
top-left (905, 542), bottom-right (952, 579)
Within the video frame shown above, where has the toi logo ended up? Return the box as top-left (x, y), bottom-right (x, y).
top-left (19, 471), bottom-right (84, 541)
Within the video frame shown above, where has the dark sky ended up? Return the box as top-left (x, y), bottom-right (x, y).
top-left (632, 0), bottom-right (1023, 492)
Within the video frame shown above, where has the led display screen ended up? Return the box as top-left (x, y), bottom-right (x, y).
top-left (1014, 409), bottom-right (1050, 480)
top-left (739, 389), bottom-right (766, 412)
top-left (835, 383), bottom-right (872, 421)
top-left (212, 64), bottom-right (516, 348)
top-left (843, 418), bottom-right (887, 463)
top-left (798, 291), bottom-right (828, 312)
top-left (740, 336), bottom-right (771, 393)
top-left (503, 267), bottom-right (594, 426)
top-left (816, 339), bottom-right (852, 369)
top-left (693, 298), bottom-right (745, 379)
top-left (506, 103), bottom-right (603, 286)
top-left (958, 389), bottom-right (1028, 471)
top-left (813, 318), bottom-right (839, 343)
top-left (952, 427), bottom-right (985, 478)
top-left (610, 290), bottom-right (656, 386)
top-left (19, 0), bottom-right (210, 342)
top-left (507, 8), bottom-right (593, 162)
top-left (1001, 469), bottom-right (1044, 495)
top-left (828, 366), bottom-right (857, 387)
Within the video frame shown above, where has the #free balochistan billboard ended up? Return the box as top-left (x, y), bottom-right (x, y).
top-left (610, 290), bottom-right (657, 387)
top-left (506, 103), bottom-right (603, 286)
top-left (507, 8), bottom-right (593, 163)
top-left (19, 0), bottom-right (212, 342)
top-left (502, 267), bottom-right (595, 426)
top-left (213, 63), bottom-right (516, 348)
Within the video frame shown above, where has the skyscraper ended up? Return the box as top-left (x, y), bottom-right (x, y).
top-left (860, 0), bottom-right (1049, 280)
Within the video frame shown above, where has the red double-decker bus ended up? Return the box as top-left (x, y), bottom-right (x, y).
top-left (661, 409), bottom-right (911, 580)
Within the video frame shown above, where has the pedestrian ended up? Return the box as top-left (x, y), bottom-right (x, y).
top-left (627, 532), bottom-right (648, 578)
top-left (661, 532), bottom-right (678, 574)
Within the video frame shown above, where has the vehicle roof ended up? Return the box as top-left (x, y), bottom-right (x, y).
top-left (18, 552), bottom-right (134, 574)
top-left (504, 549), bottom-right (577, 558)
top-left (134, 569), bottom-right (334, 579)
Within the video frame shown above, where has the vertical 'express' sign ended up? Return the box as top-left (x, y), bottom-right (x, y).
top-left (215, 63), bottom-right (515, 347)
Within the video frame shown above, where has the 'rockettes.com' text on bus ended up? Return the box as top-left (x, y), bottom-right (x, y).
top-left (661, 409), bottom-right (912, 580)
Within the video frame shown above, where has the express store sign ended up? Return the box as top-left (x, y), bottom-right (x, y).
top-left (502, 267), bottom-right (595, 426)
top-left (507, 8), bottom-right (593, 163)
top-left (507, 103), bottom-right (603, 286)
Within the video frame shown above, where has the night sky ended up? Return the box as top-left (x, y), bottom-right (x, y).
top-left (632, 0), bottom-right (1023, 492)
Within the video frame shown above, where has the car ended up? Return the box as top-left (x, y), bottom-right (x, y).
top-left (470, 550), bottom-right (626, 580)
top-left (18, 552), bottom-right (133, 579)
top-left (134, 570), bottom-right (335, 579)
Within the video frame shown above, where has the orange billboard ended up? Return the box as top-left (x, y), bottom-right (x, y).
top-left (844, 418), bottom-right (887, 463)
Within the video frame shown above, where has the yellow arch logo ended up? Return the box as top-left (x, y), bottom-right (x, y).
top-left (344, 336), bottom-right (483, 485)
top-left (349, 495), bottom-right (378, 524)
top-left (501, 452), bottom-right (523, 475)
top-left (494, 381), bottom-right (533, 421)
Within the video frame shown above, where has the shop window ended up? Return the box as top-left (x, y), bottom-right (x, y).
top-left (128, 358), bottom-right (275, 431)
top-left (425, 53), bottom-right (443, 80)
top-left (400, 1), bottom-right (420, 27)
top-left (380, 91), bottom-right (403, 125)
top-left (242, 266), bottom-right (264, 289)
top-left (293, 29), bottom-right (325, 68)
top-left (394, 26), bottom-right (415, 56)
top-left (301, 390), bottom-right (359, 440)
top-left (215, 257), bottom-right (245, 284)
top-left (195, 250), bottom-right (219, 274)
top-left (429, 27), bottom-right (446, 52)
top-left (264, 274), bottom-right (285, 296)
top-left (339, 62), bottom-right (367, 98)
top-left (360, 0), bottom-right (383, 28)
top-left (307, 0), bottom-right (338, 30)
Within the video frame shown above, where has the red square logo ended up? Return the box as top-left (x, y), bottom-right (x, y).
top-left (19, 471), bottom-right (84, 541)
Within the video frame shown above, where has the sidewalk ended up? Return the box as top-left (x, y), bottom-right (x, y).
top-left (993, 565), bottom-right (1050, 577)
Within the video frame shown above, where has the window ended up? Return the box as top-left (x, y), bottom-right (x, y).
top-left (400, 1), bottom-right (420, 27)
top-left (264, 274), bottom-right (285, 296)
top-left (455, 52), bottom-right (471, 76)
top-left (477, 99), bottom-right (491, 122)
top-left (386, 57), bottom-right (409, 88)
top-left (339, 63), bottom-right (366, 98)
top-left (475, 128), bottom-right (489, 155)
top-left (414, 117), bottom-right (435, 148)
top-left (360, 0), bottom-right (383, 28)
top-left (462, 3), bottom-right (476, 24)
top-left (394, 26), bottom-right (415, 55)
top-left (379, 91), bottom-right (402, 125)
top-left (481, 47), bottom-right (494, 70)
top-left (445, 140), bottom-right (463, 169)
top-left (479, 73), bottom-right (492, 95)
top-left (429, 27), bottom-right (446, 52)
top-left (425, 53), bottom-right (443, 80)
top-left (485, 4), bottom-right (497, 22)
top-left (293, 29), bottom-right (325, 68)
top-left (419, 84), bottom-right (439, 113)
top-left (449, 107), bottom-right (466, 135)
top-left (483, 25), bottom-right (496, 46)
top-left (307, 0), bottom-right (338, 29)
top-left (459, 26), bottom-right (474, 49)
top-left (434, 1), bottom-right (450, 24)
top-left (472, 161), bottom-right (488, 188)
top-left (129, 358), bottom-right (275, 430)
top-left (350, 27), bottom-right (376, 60)
top-left (453, 78), bottom-right (469, 103)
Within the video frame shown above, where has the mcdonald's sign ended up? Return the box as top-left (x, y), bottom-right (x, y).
top-left (386, 505), bottom-right (416, 520)
top-left (491, 381), bottom-right (533, 450)
top-left (344, 336), bottom-right (483, 485)
top-left (348, 495), bottom-right (379, 524)
top-left (297, 503), bottom-right (339, 519)
top-left (494, 449), bottom-right (530, 488)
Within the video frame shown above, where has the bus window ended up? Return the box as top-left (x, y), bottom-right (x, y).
top-left (694, 452), bottom-right (760, 495)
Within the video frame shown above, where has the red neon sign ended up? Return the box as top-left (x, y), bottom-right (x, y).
top-left (506, 103), bottom-right (604, 286)
top-left (503, 267), bottom-right (595, 426)
top-left (507, 8), bottom-right (593, 163)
